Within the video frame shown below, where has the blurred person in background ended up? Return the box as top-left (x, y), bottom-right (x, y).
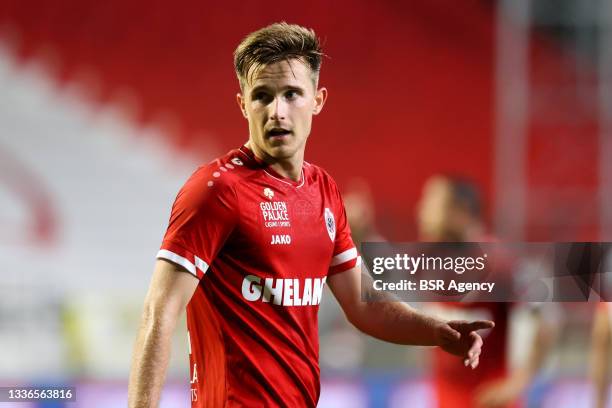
top-left (590, 303), bottom-right (611, 408)
top-left (417, 175), bottom-right (558, 408)
top-left (128, 23), bottom-right (494, 408)
top-left (590, 247), bottom-right (612, 408)
top-left (343, 178), bottom-right (385, 246)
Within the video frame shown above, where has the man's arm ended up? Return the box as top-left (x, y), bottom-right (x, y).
top-left (327, 265), bottom-right (494, 368)
top-left (128, 259), bottom-right (199, 408)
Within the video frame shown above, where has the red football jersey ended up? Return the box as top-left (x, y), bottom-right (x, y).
top-left (157, 145), bottom-right (359, 408)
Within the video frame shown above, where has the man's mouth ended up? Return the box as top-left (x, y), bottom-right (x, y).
top-left (266, 128), bottom-right (292, 138)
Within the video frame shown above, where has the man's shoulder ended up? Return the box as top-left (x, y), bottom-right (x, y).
top-left (187, 148), bottom-right (254, 191)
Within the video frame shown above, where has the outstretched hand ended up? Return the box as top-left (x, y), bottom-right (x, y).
top-left (435, 320), bottom-right (495, 369)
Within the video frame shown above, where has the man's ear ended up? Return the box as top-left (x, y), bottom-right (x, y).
top-left (236, 93), bottom-right (248, 118)
top-left (313, 87), bottom-right (328, 115)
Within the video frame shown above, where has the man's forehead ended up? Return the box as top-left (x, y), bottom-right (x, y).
top-left (246, 59), bottom-right (312, 88)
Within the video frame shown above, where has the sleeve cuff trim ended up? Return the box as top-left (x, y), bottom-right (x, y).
top-left (157, 249), bottom-right (209, 276)
top-left (331, 247), bottom-right (358, 266)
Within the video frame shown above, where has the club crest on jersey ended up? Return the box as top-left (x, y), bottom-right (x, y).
top-left (231, 157), bottom-right (243, 166)
top-left (324, 208), bottom-right (336, 242)
top-left (263, 187), bottom-right (274, 200)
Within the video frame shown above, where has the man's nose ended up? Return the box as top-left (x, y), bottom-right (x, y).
top-left (269, 97), bottom-right (287, 121)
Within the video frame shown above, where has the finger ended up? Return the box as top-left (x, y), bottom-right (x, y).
top-left (446, 320), bottom-right (468, 331)
top-left (464, 358), bottom-right (470, 367)
top-left (470, 356), bottom-right (480, 369)
top-left (468, 332), bottom-right (483, 356)
top-left (465, 320), bottom-right (495, 332)
top-left (468, 342), bottom-right (481, 367)
top-left (468, 348), bottom-right (481, 359)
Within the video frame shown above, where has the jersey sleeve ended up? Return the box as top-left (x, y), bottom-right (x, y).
top-left (328, 180), bottom-right (360, 276)
top-left (157, 166), bottom-right (238, 279)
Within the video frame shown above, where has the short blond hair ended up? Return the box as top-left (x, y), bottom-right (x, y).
top-left (233, 22), bottom-right (323, 89)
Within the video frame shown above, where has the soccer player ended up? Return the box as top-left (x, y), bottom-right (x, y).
top-left (128, 23), bottom-right (494, 408)
top-left (417, 175), bottom-right (557, 408)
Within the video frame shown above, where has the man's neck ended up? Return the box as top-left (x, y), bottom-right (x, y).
top-left (269, 160), bottom-right (303, 182)
top-left (246, 142), bottom-right (304, 182)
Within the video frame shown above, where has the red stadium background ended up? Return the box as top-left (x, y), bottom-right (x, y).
top-left (0, 0), bottom-right (602, 241)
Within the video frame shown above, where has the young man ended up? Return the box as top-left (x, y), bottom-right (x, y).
top-left (128, 23), bottom-right (494, 408)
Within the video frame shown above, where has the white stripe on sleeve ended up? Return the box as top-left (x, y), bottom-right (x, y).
top-left (194, 256), bottom-right (209, 274)
top-left (330, 247), bottom-right (358, 266)
top-left (157, 249), bottom-right (210, 276)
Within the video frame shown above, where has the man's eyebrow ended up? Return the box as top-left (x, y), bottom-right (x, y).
top-left (284, 84), bottom-right (305, 91)
top-left (250, 84), bottom-right (305, 94)
top-left (250, 85), bottom-right (270, 94)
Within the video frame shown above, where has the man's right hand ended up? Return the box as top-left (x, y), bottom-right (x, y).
top-left (435, 320), bottom-right (495, 369)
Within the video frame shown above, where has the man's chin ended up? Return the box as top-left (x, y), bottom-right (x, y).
top-left (265, 143), bottom-right (297, 159)
top-left (268, 150), bottom-right (295, 160)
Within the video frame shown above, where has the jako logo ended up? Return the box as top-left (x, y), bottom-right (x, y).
top-left (271, 234), bottom-right (291, 245)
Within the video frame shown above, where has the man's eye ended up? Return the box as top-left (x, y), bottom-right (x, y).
top-left (285, 91), bottom-right (297, 99)
top-left (254, 92), bottom-right (267, 100)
